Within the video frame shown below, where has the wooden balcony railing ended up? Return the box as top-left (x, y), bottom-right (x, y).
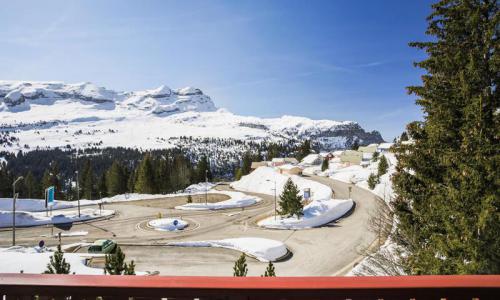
top-left (0, 274), bottom-right (499, 300)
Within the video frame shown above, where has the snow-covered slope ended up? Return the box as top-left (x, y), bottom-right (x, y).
top-left (0, 80), bottom-right (383, 152)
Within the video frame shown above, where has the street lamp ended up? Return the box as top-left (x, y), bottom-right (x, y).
top-left (266, 179), bottom-right (277, 220)
top-left (205, 169), bottom-right (208, 205)
top-left (12, 176), bottom-right (24, 246)
top-left (75, 170), bottom-right (81, 217)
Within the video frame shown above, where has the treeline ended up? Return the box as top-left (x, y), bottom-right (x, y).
top-left (0, 149), bottom-right (211, 200)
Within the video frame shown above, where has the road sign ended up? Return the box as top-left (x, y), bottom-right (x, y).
top-left (46, 186), bottom-right (55, 207)
top-left (304, 188), bottom-right (311, 200)
top-left (38, 240), bottom-right (45, 248)
top-left (173, 220), bottom-right (179, 226)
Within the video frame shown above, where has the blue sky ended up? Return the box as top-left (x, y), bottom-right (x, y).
top-left (0, 0), bottom-right (433, 140)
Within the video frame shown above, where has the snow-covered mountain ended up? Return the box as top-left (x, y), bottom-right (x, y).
top-left (0, 80), bottom-right (383, 153)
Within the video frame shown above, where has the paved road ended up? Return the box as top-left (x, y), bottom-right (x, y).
top-left (0, 176), bottom-right (387, 276)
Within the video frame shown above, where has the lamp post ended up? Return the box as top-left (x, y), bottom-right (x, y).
top-left (205, 170), bottom-right (208, 206)
top-left (266, 179), bottom-right (277, 220)
top-left (75, 170), bottom-right (81, 217)
top-left (12, 176), bottom-right (24, 246)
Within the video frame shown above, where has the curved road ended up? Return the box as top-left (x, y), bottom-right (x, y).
top-left (0, 176), bottom-right (387, 276)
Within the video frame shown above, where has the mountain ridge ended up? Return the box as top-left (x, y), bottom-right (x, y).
top-left (0, 80), bottom-right (384, 153)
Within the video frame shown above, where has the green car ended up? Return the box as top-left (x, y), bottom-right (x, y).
top-left (88, 239), bottom-right (117, 254)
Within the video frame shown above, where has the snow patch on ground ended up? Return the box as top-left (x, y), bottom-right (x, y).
top-left (148, 218), bottom-right (188, 231)
top-left (231, 166), bottom-right (332, 201)
top-left (175, 191), bottom-right (260, 210)
top-left (167, 237), bottom-right (287, 262)
top-left (0, 246), bottom-right (104, 274)
top-left (0, 208), bottom-right (114, 228)
top-left (258, 199), bottom-right (353, 229)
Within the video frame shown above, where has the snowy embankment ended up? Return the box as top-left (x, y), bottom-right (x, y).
top-left (148, 218), bottom-right (188, 231)
top-left (0, 193), bottom-right (167, 213)
top-left (167, 237), bottom-right (287, 262)
top-left (175, 191), bottom-right (260, 211)
top-left (231, 166), bottom-right (332, 201)
top-left (231, 167), bottom-right (353, 229)
top-left (0, 246), bottom-right (104, 274)
top-left (0, 208), bottom-right (114, 228)
top-left (258, 199), bottom-right (353, 230)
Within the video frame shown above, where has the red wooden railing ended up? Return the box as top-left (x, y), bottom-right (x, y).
top-left (0, 274), bottom-right (499, 299)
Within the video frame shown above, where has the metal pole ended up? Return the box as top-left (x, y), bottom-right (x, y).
top-left (76, 170), bottom-right (80, 218)
top-left (205, 170), bottom-right (208, 205)
top-left (274, 180), bottom-right (277, 220)
top-left (12, 176), bottom-right (23, 246)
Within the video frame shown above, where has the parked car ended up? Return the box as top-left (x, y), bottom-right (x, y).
top-left (88, 239), bottom-right (116, 254)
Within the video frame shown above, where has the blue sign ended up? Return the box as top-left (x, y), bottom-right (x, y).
top-left (304, 188), bottom-right (311, 200)
top-left (46, 186), bottom-right (55, 207)
top-left (173, 220), bottom-right (179, 226)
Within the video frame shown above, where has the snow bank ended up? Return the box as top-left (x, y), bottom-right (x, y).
top-left (183, 182), bottom-right (216, 193)
top-left (167, 237), bottom-right (287, 262)
top-left (175, 191), bottom-right (260, 210)
top-left (0, 246), bottom-right (104, 274)
top-left (330, 165), bottom-right (371, 184)
top-left (231, 166), bottom-right (332, 201)
top-left (0, 198), bottom-right (75, 212)
top-left (0, 208), bottom-right (114, 228)
top-left (258, 199), bottom-right (353, 229)
top-left (148, 218), bottom-right (188, 231)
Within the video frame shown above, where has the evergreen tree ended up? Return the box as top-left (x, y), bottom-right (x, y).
top-left (372, 151), bottom-right (380, 162)
top-left (234, 168), bottom-right (243, 180)
top-left (241, 152), bottom-right (253, 176)
top-left (392, 0), bottom-right (499, 274)
top-left (278, 178), bottom-right (303, 218)
top-left (106, 161), bottom-right (127, 196)
top-left (80, 160), bottom-right (94, 200)
top-left (23, 171), bottom-right (38, 199)
top-left (262, 261), bottom-right (276, 277)
top-left (104, 246), bottom-right (135, 275)
top-left (97, 173), bottom-right (107, 199)
top-left (233, 253), bottom-right (248, 277)
top-left (377, 155), bottom-right (388, 177)
top-left (321, 158), bottom-right (329, 172)
top-left (41, 162), bottom-right (62, 199)
top-left (296, 140), bottom-right (311, 161)
top-left (400, 131), bottom-right (409, 142)
top-left (195, 155), bottom-right (212, 183)
top-left (351, 140), bottom-right (360, 150)
top-left (134, 154), bottom-right (156, 194)
top-left (44, 244), bottom-right (71, 274)
top-left (367, 173), bottom-right (378, 190)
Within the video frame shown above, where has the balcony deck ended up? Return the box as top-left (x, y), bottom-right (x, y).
top-left (0, 274), bottom-right (499, 299)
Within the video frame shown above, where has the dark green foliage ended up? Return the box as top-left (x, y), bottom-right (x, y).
top-left (263, 261), bottom-right (276, 277)
top-left (195, 155), bottom-right (212, 183)
top-left (372, 151), bottom-right (379, 162)
top-left (97, 173), bottom-right (107, 198)
top-left (296, 140), bottom-right (311, 161)
top-left (233, 253), bottom-right (248, 277)
top-left (392, 0), bottom-right (499, 275)
top-left (278, 178), bottom-right (303, 218)
top-left (22, 171), bottom-right (39, 199)
top-left (80, 160), bottom-right (95, 200)
top-left (41, 161), bottom-right (63, 199)
top-left (367, 173), bottom-right (379, 190)
top-left (241, 152), bottom-right (253, 176)
top-left (134, 154), bottom-right (156, 194)
top-left (234, 168), bottom-right (243, 180)
top-left (104, 246), bottom-right (135, 275)
top-left (400, 131), bottom-right (409, 142)
top-left (106, 161), bottom-right (128, 196)
top-left (321, 158), bottom-right (329, 172)
top-left (351, 140), bottom-right (360, 150)
top-left (44, 244), bottom-right (71, 274)
top-left (377, 155), bottom-right (388, 177)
